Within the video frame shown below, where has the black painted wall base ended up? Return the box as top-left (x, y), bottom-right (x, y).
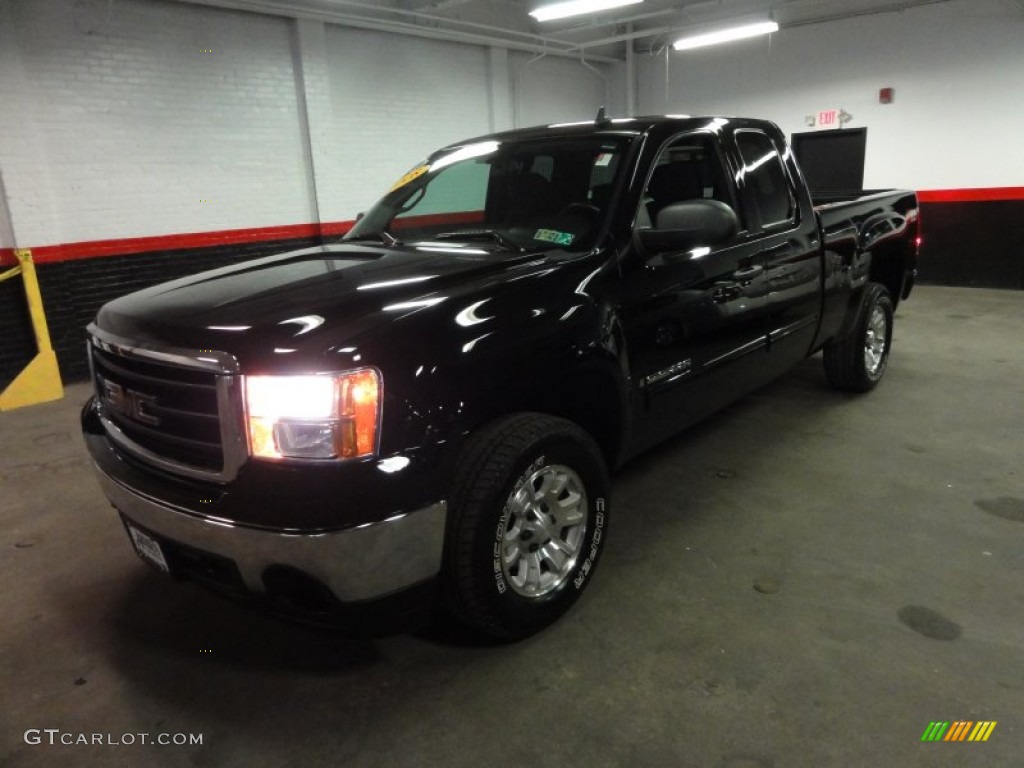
top-left (917, 201), bottom-right (1024, 290)
top-left (0, 236), bottom-right (321, 390)
top-left (0, 275), bottom-right (37, 390)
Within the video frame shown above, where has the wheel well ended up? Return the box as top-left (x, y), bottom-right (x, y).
top-left (869, 251), bottom-right (907, 308)
top-left (477, 367), bottom-right (626, 468)
top-left (866, 218), bottom-right (917, 308)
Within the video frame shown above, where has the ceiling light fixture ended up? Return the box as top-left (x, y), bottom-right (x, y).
top-left (673, 21), bottom-right (779, 51)
top-left (530, 0), bottom-right (644, 23)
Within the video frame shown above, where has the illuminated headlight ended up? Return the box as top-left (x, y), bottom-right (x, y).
top-left (244, 370), bottom-right (381, 460)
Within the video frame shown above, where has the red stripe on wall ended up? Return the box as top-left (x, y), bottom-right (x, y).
top-left (0, 220), bottom-right (355, 267)
top-left (2, 188), bottom-right (1021, 268)
top-left (918, 187), bottom-right (1024, 203)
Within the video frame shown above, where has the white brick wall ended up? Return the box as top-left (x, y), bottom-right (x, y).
top-left (0, 0), bottom-right (619, 249)
top-left (2, 0), bottom-right (1020, 252)
top-left (0, 0), bottom-right (313, 246)
top-left (513, 53), bottom-right (612, 129)
top-left (318, 25), bottom-right (495, 221)
top-left (636, 0), bottom-right (1024, 190)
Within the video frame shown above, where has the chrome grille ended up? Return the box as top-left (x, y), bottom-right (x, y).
top-left (88, 325), bottom-right (246, 482)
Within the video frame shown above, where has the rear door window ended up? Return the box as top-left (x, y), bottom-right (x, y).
top-left (735, 130), bottom-right (796, 230)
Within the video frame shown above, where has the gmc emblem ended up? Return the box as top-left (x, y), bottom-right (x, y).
top-left (99, 377), bottom-right (161, 426)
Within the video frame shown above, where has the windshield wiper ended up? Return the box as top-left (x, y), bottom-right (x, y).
top-left (434, 229), bottom-right (525, 253)
top-left (345, 230), bottom-right (401, 247)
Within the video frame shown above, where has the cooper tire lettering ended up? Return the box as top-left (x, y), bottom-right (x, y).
top-left (446, 415), bottom-right (610, 640)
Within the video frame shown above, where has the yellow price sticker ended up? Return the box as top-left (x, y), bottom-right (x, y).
top-left (389, 165), bottom-right (429, 192)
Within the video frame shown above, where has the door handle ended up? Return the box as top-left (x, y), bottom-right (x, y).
top-left (732, 264), bottom-right (764, 281)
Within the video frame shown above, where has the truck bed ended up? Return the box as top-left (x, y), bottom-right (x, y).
top-left (812, 188), bottom-right (915, 209)
top-left (814, 188), bottom-right (919, 305)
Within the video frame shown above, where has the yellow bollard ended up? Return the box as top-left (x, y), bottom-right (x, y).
top-left (0, 249), bottom-right (64, 410)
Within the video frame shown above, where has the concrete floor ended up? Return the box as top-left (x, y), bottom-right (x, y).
top-left (2, 285), bottom-right (1022, 767)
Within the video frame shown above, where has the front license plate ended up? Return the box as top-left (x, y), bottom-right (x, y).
top-left (127, 524), bottom-right (170, 573)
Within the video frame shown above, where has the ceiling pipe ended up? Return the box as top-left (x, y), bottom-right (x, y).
top-left (777, 0), bottom-right (957, 31)
top-left (577, 49), bottom-right (611, 107)
top-left (178, 0), bottom-right (963, 61)
top-left (548, 6), bottom-right (680, 35)
top-left (566, 0), bottom-right (960, 50)
top-left (177, 0), bottom-right (582, 51)
top-left (412, 0), bottom-right (477, 9)
top-left (568, 23), bottom-right (675, 50)
top-left (311, 0), bottom-right (579, 47)
top-left (176, 0), bottom-right (622, 61)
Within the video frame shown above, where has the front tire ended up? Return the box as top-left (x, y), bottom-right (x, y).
top-left (823, 281), bottom-right (894, 392)
top-left (444, 413), bottom-right (610, 641)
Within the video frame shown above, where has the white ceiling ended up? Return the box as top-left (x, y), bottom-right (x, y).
top-left (179, 0), bottom-right (989, 60)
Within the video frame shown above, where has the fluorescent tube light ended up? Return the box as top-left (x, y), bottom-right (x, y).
top-left (530, 0), bottom-right (643, 23)
top-left (673, 21), bottom-right (779, 51)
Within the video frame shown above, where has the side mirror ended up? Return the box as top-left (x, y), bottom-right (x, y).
top-left (637, 199), bottom-right (740, 256)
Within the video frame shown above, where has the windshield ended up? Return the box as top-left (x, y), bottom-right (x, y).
top-left (345, 135), bottom-right (633, 252)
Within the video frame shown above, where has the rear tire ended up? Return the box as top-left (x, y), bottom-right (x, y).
top-left (823, 281), bottom-right (894, 392)
top-left (443, 413), bottom-right (610, 641)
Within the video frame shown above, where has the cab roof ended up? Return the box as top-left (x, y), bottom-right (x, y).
top-left (442, 114), bottom-right (775, 152)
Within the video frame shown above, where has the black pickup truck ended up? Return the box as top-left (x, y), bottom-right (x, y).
top-left (82, 115), bottom-right (918, 640)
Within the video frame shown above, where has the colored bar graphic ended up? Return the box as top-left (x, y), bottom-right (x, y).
top-left (944, 721), bottom-right (971, 741)
top-left (922, 721), bottom-right (996, 742)
top-left (969, 722), bottom-right (997, 742)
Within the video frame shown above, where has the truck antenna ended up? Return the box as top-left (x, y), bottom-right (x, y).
top-left (595, 106), bottom-right (611, 127)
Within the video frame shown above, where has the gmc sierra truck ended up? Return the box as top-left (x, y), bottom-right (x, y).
top-left (82, 115), bottom-right (918, 640)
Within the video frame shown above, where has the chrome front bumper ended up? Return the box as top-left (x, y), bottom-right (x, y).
top-left (95, 466), bottom-right (447, 603)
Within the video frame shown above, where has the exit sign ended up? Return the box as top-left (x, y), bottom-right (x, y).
top-left (817, 109), bottom-right (841, 129)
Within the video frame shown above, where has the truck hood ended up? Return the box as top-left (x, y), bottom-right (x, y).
top-left (95, 241), bottom-right (568, 371)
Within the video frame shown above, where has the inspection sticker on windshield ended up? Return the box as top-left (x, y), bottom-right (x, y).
top-left (534, 229), bottom-right (575, 246)
top-left (389, 164), bottom-right (428, 192)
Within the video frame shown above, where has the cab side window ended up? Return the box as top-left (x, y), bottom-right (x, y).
top-left (735, 131), bottom-right (795, 230)
top-left (638, 134), bottom-right (736, 229)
